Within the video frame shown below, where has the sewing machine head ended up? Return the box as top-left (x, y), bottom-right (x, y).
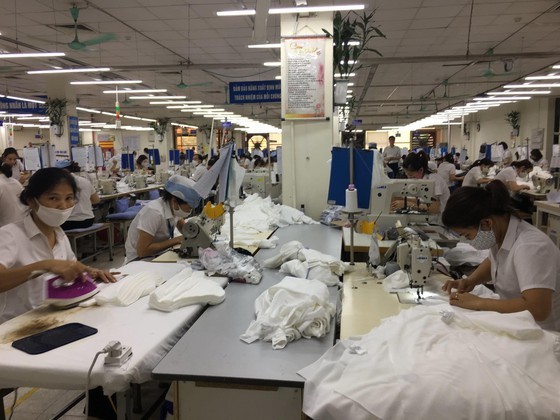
top-left (531, 172), bottom-right (556, 194)
top-left (99, 178), bottom-right (116, 195)
top-left (133, 174), bottom-right (147, 189)
top-left (371, 179), bottom-right (436, 230)
top-left (179, 205), bottom-right (224, 258)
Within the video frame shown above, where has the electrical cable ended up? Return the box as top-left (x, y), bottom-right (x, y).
top-left (84, 341), bottom-right (120, 419)
top-left (7, 388), bottom-right (18, 420)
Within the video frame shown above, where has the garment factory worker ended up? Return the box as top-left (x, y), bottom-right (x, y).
top-left (125, 175), bottom-right (202, 262)
top-left (442, 180), bottom-right (560, 331)
top-left (530, 149), bottom-right (550, 171)
top-left (382, 135), bottom-right (402, 179)
top-left (498, 141), bottom-right (513, 166)
top-left (57, 161), bottom-right (100, 230)
top-left (1, 147), bottom-right (28, 184)
top-left (107, 154), bottom-right (121, 177)
top-left (461, 158), bottom-right (494, 187)
top-left (252, 143), bottom-right (264, 158)
top-left (397, 151), bottom-right (450, 224)
top-left (437, 153), bottom-right (463, 191)
top-left (0, 163), bottom-right (25, 226)
top-left (190, 153), bottom-right (207, 181)
top-left (0, 168), bottom-right (116, 324)
top-left (494, 160), bottom-right (533, 193)
top-left (136, 154), bottom-right (153, 174)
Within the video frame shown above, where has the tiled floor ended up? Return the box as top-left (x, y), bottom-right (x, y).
top-left (3, 247), bottom-right (170, 420)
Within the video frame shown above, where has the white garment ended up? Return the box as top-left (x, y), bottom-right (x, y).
top-left (252, 148), bottom-right (264, 158)
top-left (240, 276), bottom-right (335, 349)
top-left (0, 174), bottom-right (24, 226)
top-left (68, 173), bottom-right (95, 221)
top-left (488, 216), bottom-right (560, 331)
top-left (190, 163), bottom-right (207, 182)
top-left (502, 149), bottom-right (513, 165)
top-left (95, 271), bottom-right (164, 306)
top-left (462, 166), bottom-right (484, 187)
top-left (300, 305), bottom-right (560, 420)
top-left (495, 166), bottom-right (517, 188)
top-left (0, 213), bottom-right (76, 323)
top-left (436, 161), bottom-right (456, 187)
top-left (125, 198), bottom-right (178, 262)
top-left (10, 160), bottom-right (24, 182)
top-left (149, 269), bottom-right (225, 312)
top-left (534, 157), bottom-right (550, 171)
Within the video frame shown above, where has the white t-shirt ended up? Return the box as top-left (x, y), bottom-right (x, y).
top-left (382, 145), bottom-right (401, 163)
top-left (125, 198), bottom-right (178, 262)
top-left (0, 174), bottom-right (24, 226)
top-left (68, 174), bottom-right (95, 222)
top-left (10, 160), bottom-right (25, 182)
top-left (436, 161), bottom-right (456, 187)
top-left (462, 166), bottom-right (483, 187)
top-left (425, 172), bottom-right (450, 224)
top-left (252, 149), bottom-right (264, 159)
top-left (0, 213), bottom-right (76, 323)
top-left (191, 164), bottom-right (207, 182)
top-left (489, 216), bottom-right (560, 331)
top-left (535, 158), bottom-right (550, 171)
top-left (495, 166), bottom-right (517, 190)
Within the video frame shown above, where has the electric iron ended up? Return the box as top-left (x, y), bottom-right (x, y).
top-left (43, 273), bottom-right (99, 308)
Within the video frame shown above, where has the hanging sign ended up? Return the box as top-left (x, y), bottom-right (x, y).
top-left (229, 80), bottom-right (281, 104)
top-left (282, 36), bottom-right (326, 120)
top-left (0, 97), bottom-right (46, 114)
top-left (68, 116), bottom-right (80, 147)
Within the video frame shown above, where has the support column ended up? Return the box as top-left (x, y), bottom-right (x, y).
top-left (280, 12), bottom-right (335, 220)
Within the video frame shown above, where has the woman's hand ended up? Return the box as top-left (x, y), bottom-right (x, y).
top-left (442, 277), bottom-right (475, 294)
top-left (449, 292), bottom-right (482, 310)
top-left (46, 260), bottom-right (117, 283)
top-left (84, 266), bottom-right (118, 283)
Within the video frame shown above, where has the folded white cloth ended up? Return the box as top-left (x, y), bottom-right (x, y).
top-left (149, 269), bottom-right (226, 312)
top-left (95, 271), bottom-right (163, 306)
top-left (240, 276), bottom-right (335, 349)
top-left (280, 260), bottom-right (309, 279)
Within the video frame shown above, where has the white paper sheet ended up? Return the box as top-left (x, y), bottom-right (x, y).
top-left (22, 147), bottom-right (41, 171)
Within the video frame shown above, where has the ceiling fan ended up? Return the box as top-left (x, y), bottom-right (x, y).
top-left (176, 70), bottom-right (212, 89)
top-left (67, 5), bottom-right (116, 51)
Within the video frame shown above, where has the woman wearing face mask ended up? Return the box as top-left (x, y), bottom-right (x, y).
top-left (190, 153), bottom-right (207, 182)
top-left (530, 149), bottom-right (549, 171)
top-left (461, 158), bottom-right (494, 187)
top-left (136, 154), bottom-right (153, 174)
top-left (441, 180), bottom-right (560, 331)
top-left (0, 168), bottom-right (116, 324)
top-left (125, 175), bottom-right (202, 262)
top-left (494, 159), bottom-right (533, 193)
top-left (395, 151), bottom-right (450, 224)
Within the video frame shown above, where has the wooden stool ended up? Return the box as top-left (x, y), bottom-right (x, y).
top-left (64, 222), bottom-right (114, 262)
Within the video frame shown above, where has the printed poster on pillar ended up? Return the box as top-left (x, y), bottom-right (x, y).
top-left (283, 37), bottom-right (326, 120)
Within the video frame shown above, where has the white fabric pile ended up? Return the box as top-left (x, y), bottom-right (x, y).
top-left (220, 194), bottom-right (318, 247)
top-left (300, 305), bottom-right (560, 420)
top-left (444, 242), bottom-right (489, 266)
top-left (149, 268), bottom-right (226, 312)
top-left (95, 271), bottom-right (164, 306)
top-left (262, 241), bottom-right (348, 286)
top-left (240, 276), bottom-right (335, 349)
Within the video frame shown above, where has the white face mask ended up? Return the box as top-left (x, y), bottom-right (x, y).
top-left (173, 202), bottom-right (191, 218)
top-left (35, 200), bottom-right (74, 227)
top-left (468, 224), bottom-right (496, 250)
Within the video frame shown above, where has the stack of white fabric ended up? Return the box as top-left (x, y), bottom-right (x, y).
top-left (240, 276), bottom-right (335, 349)
top-left (149, 268), bottom-right (226, 312)
top-left (220, 194), bottom-right (318, 247)
top-left (262, 241), bottom-right (348, 286)
top-left (95, 271), bottom-right (164, 306)
top-left (300, 305), bottom-right (560, 420)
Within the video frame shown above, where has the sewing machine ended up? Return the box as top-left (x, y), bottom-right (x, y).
top-left (99, 178), bottom-right (117, 195)
top-left (156, 171), bottom-right (170, 184)
top-left (179, 207), bottom-right (224, 258)
top-left (370, 179), bottom-right (436, 230)
top-left (132, 174), bottom-right (147, 189)
top-left (396, 233), bottom-right (432, 287)
top-left (242, 171), bottom-right (281, 199)
top-left (531, 172), bottom-right (558, 194)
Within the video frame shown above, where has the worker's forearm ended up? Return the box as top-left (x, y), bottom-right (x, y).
top-left (137, 237), bottom-right (181, 258)
top-left (468, 258), bottom-right (492, 286)
top-left (0, 260), bottom-right (54, 293)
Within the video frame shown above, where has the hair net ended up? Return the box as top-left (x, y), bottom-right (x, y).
top-left (164, 175), bottom-right (201, 208)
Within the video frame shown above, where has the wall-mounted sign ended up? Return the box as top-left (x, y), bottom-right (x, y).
top-left (229, 80), bottom-right (281, 104)
top-left (0, 97), bottom-right (46, 114)
top-left (282, 36), bottom-right (326, 120)
top-left (68, 116), bottom-right (80, 147)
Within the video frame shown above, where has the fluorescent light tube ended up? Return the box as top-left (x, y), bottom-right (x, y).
top-left (71, 80), bottom-right (142, 85)
top-left (0, 52), bottom-right (65, 59)
top-left (5, 95), bottom-right (45, 104)
top-left (27, 67), bottom-right (110, 74)
top-left (103, 89), bottom-right (167, 94)
top-left (473, 96), bottom-right (531, 100)
top-left (217, 9), bottom-right (256, 16)
top-left (504, 83), bottom-right (560, 88)
top-left (76, 107), bottom-right (101, 113)
top-left (248, 43), bottom-right (281, 48)
top-left (269, 4), bottom-right (365, 14)
top-left (525, 75), bottom-right (560, 80)
top-left (130, 95), bottom-right (186, 100)
top-left (488, 90), bottom-right (550, 95)
top-left (263, 62), bottom-right (281, 67)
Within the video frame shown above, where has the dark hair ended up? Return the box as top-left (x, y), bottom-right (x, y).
top-left (136, 154), bottom-right (148, 167)
top-left (403, 151), bottom-right (432, 174)
top-left (193, 154), bottom-right (203, 161)
top-left (511, 159), bottom-right (533, 171)
top-left (388, 135), bottom-right (396, 141)
top-left (442, 180), bottom-right (517, 228)
top-left (207, 156), bottom-right (219, 168)
top-left (1, 147), bottom-right (18, 159)
top-left (530, 149), bottom-right (543, 161)
top-left (498, 141), bottom-right (509, 150)
top-left (68, 161), bottom-right (81, 173)
top-left (443, 153), bottom-right (454, 163)
top-left (20, 167), bottom-right (77, 206)
top-left (0, 163), bottom-right (12, 178)
top-left (469, 158), bottom-right (494, 170)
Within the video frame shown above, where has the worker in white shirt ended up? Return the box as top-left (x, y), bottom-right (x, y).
top-left (437, 153), bottom-right (464, 192)
top-left (462, 158), bottom-right (494, 187)
top-left (442, 180), bottom-right (560, 331)
top-left (1, 147), bottom-right (29, 184)
top-left (190, 153), bottom-right (207, 182)
top-left (125, 175), bottom-right (202, 262)
top-left (530, 149), bottom-right (550, 171)
top-left (494, 160), bottom-right (532, 193)
top-left (382, 136), bottom-right (401, 179)
top-left (499, 142), bottom-right (513, 166)
top-left (0, 163), bottom-right (25, 226)
top-left (0, 168), bottom-right (116, 324)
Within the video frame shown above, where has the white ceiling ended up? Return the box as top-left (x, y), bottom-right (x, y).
top-left (0, 0), bottom-right (559, 130)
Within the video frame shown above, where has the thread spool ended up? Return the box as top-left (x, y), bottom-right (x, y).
top-left (345, 184), bottom-right (358, 212)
